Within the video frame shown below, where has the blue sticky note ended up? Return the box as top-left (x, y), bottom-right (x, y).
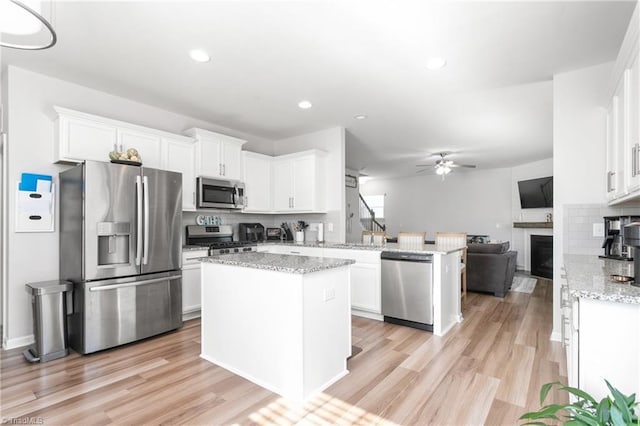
top-left (19, 173), bottom-right (52, 192)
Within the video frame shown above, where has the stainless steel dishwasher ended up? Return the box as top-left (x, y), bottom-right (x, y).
top-left (381, 251), bottom-right (434, 331)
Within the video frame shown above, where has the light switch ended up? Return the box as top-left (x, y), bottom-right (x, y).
top-left (327, 223), bottom-right (334, 232)
top-left (593, 223), bottom-right (604, 237)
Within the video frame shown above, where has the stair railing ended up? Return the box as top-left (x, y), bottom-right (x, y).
top-left (359, 193), bottom-right (386, 232)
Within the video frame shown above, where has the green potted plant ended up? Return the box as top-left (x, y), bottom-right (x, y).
top-left (520, 380), bottom-right (639, 425)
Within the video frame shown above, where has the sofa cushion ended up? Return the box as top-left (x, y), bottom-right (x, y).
top-left (467, 241), bottom-right (510, 254)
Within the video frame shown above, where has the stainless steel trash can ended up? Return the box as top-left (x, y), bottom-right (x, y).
top-left (23, 280), bottom-right (73, 363)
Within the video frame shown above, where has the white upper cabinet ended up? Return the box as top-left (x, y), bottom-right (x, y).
top-left (54, 107), bottom-right (166, 169)
top-left (606, 6), bottom-right (639, 204)
top-left (628, 53), bottom-right (640, 192)
top-left (54, 108), bottom-right (118, 163)
top-left (162, 135), bottom-right (197, 211)
top-left (117, 129), bottom-right (162, 169)
top-left (242, 151), bottom-right (272, 212)
top-left (184, 128), bottom-right (247, 181)
top-left (272, 150), bottom-right (326, 212)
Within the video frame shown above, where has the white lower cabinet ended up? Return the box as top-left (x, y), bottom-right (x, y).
top-left (182, 250), bottom-right (207, 318)
top-left (349, 263), bottom-right (381, 313)
top-left (565, 296), bottom-right (640, 399)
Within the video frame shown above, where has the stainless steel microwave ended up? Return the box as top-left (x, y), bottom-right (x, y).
top-left (197, 177), bottom-right (245, 210)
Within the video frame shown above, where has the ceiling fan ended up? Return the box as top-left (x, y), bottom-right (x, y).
top-left (416, 152), bottom-right (476, 177)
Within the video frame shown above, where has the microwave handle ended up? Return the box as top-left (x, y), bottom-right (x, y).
top-left (232, 185), bottom-right (238, 206)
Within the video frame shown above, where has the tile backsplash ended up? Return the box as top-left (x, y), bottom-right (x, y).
top-left (564, 203), bottom-right (640, 255)
top-left (181, 211), bottom-right (341, 243)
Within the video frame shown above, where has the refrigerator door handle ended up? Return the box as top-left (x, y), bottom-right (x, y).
top-left (143, 175), bottom-right (150, 265)
top-left (88, 274), bottom-right (182, 292)
top-left (135, 175), bottom-right (143, 266)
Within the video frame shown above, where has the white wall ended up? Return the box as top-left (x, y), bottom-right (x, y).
top-left (511, 158), bottom-right (554, 270)
top-left (552, 62), bottom-right (612, 340)
top-left (360, 168), bottom-right (513, 242)
top-left (2, 66), bottom-right (275, 348)
top-left (273, 128), bottom-right (346, 243)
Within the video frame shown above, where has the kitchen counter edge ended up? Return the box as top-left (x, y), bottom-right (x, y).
top-left (564, 254), bottom-right (640, 305)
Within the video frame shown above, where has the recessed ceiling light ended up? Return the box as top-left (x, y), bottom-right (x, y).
top-left (426, 57), bottom-right (447, 70)
top-left (354, 115), bottom-right (367, 120)
top-left (298, 100), bottom-right (313, 109)
top-left (189, 49), bottom-right (210, 63)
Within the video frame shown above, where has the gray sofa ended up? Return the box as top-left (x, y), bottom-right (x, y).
top-left (466, 242), bottom-right (517, 298)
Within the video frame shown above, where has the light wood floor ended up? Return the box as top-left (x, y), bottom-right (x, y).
top-left (1, 278), bottom-right (566, 425)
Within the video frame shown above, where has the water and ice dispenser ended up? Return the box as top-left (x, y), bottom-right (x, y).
top-left (97, 222), bottom-right (130, 265)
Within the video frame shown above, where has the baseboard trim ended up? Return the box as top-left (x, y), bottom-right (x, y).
top-left (182, 309), bottom-right (201, 321)
top-left (351, 309), bottom-right (383, 321)
top-left (4, 334), bottom-right (34, 350)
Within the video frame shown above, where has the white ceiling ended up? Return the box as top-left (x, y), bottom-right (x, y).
top-left (2, 1), bottom-right (636, 177)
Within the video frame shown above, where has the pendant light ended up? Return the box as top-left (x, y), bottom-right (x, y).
top-left (0, 0), bottom-right (57, 50)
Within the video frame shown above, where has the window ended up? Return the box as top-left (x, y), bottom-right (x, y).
top-left (363, 195), bottom-right (384, 219)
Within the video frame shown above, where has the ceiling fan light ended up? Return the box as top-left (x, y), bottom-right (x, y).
top-left (435, 166), bottom-right (445, 175)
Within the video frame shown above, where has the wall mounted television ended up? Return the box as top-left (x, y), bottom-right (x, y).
top-left (518, 176), bottom-right (553, 208)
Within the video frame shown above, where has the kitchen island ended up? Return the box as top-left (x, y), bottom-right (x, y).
top-left (200, 252), bottom-right (355, 402)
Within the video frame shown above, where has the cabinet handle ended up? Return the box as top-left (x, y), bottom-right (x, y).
top-left (192, 192), bottom-right (195, 205)
top-left (636, 143), bottom-right (640, 177)
top-left (291, 197), bottom-right (294, 209)
top-left (245, 196), bottom-right (248, 208)
top-left (561, 315), bottom-right (571, 347)
top-left (223, 164), bottom-right (226, 176)
top-left (560, 285), bottom-right (569, 308)
top-left (219, 163), bottom-right (222, 176)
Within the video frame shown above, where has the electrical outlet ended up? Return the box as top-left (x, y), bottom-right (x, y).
top-left (593, 223), bottom-right (604, 237)
top-left (327, 223), bottom-right (334, 232)
top-left (323, 287), bottom-right (335, 301)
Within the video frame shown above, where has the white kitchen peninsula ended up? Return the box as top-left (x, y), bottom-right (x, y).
top-left (200, 252), bottom-right (354, 402)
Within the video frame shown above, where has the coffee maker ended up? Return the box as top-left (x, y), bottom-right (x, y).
top-left (601, 216), bottom-right (639, 260)
top-left (622, 223), bottom-right (640, 287)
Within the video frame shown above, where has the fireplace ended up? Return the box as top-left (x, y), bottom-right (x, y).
top-left (531, 235), bottom-right (553, 279)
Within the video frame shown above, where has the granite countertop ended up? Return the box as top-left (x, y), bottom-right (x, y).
top-left (564, 254), bottom-right (640, 304)
top-left (258, 241), bottom-right (387, 251)
top-left (200, 252), bottom-right (355, 274)
top-left (257, 241), bottom-right (464, 254)
top-left (186, 241), bottom-right (464, 255)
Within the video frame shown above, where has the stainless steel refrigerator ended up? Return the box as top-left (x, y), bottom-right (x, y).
top-left (60, 161), bottom-right (183, 354)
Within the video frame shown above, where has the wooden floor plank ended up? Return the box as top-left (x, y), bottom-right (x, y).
top-left (1, 278), bottom-right (566, 425)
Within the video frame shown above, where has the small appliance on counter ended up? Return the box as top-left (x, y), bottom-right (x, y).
top-left (601, 216), bottom-right (639, 260)
top-left (186, 225), bottom-right (257, 256)
top-left (266, 227), bottom-right (283, 241)
top-left (281, 222), bottom-right (294, 241)
top-left (621, 223), bottom-right (640, 287)
top-left (238, 223), bottom-right (265, 242)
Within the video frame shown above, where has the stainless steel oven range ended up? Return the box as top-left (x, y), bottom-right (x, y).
top-left (185, 225), bottom-right (257, 256)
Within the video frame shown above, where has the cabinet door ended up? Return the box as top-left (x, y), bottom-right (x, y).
top-left (350, 263), bottom-right (381, 313)
top-left (58, 116), bottom-right (117, 163)
top-left (628, 54), bottom-right (640, 191)
top-left (614, 78), bottom-right (627, 197)
top-left (118, 129), bottom-right (162, 169)
top-left (197, 138), bottom-right (222, 178)
top-left (242, 152), bottom-right (272, 212)
top-left (292, 155), bottom-right (316, 211)
top-left (221, 140), bottom-right (243, 180)
top-left (273, 159), bottom-right (293, 211)
top-left (182, 266), bottom-right (201, 314)
top-left (164, 137), bottom-right (197, 211)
